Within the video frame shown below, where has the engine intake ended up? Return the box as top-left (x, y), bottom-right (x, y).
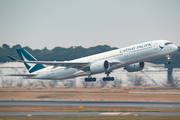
top-left (90, 60), bottom-right (110, 74)
top-left (125, 62), bottom-right (144, 72)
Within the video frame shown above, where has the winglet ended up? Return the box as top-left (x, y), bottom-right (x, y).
top-left (7, 55), bottom-right (18, 61)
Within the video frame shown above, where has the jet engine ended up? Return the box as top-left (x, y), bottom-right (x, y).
top-left (90, 60), bottom-right (110, 73)
top-left (125, 62), bottom-right (144, 72)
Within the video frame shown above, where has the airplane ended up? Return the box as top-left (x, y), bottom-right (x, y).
top-left (7, 40), bottom-right (178, 82)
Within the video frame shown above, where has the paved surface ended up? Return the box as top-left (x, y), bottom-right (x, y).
top-left (0, 100), bottom-right (180, 110)
top-left (0, 100), bottom-right (180, 117)
top-left (0, 111), bottom-right (180, 117)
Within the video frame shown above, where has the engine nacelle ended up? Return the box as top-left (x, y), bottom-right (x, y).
top-left (90, 60), bottom-right (110, 74)
top-left (125, 62), bottom-right (144, 72)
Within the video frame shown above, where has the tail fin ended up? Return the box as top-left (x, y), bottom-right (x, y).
top-left (16, 48), bottom-right (45, 73)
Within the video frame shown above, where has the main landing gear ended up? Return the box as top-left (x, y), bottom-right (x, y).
top-left (85, 77), bottom-right (96, 82)
top-left (166, 55), bottom-right (171, 65)
top-left (103, 77), bottom-right (114, 81)
top-left (84, 74), bottom-right (96, 82)
top-left (84, 71), bottom-right (115, 82)
top-left (103, 71), bottom-right (114, 81)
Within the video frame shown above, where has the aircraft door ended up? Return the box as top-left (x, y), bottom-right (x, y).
top-left (46, 68), bottom-right (51, 77)
top-left (154, 42), bottom-right (158, 50)
top-left (124, 51), bottom-right (129, 57)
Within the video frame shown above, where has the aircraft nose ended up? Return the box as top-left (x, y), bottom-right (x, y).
top-left (173, 45), bottom-right (178, 51)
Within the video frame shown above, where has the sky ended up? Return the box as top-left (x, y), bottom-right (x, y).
top-left (0, 0), bottom-right (180, 49)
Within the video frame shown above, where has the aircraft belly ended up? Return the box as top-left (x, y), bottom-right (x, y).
top-left (54, 71), bottom-right (89, 80)
top-left (35, 68), bottom-right (77, 80)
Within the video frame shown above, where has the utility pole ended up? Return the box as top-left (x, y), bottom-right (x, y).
top-left (167, 66), bottom-right (173, 85)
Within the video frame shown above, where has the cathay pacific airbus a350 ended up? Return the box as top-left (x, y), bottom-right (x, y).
top-left (8, 40), bottom-right (178, 82)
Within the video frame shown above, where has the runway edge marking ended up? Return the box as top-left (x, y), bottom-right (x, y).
top-left (99, 112), bottom-right (121, 115)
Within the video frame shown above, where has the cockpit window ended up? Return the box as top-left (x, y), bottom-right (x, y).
top-left (164, 42), bottom-right (172, 45)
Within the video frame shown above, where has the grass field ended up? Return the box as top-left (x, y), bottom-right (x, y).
top-left (0, 116), bottom-right (180, 120)
top-left (0, 86), bottom-right (180, 102)
top-left (0, 86), bottom-right (180, 120)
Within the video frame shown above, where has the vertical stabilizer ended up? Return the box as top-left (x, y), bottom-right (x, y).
top-left (16, 48), bottom-right (45, 73)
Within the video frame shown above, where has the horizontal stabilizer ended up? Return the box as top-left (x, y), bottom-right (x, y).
top-left (5, 74), bottom-right (37, 76)
top-left (7, 55), bottom-right (19, 61)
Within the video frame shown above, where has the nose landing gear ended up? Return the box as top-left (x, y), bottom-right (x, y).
top-left (166, 55), bottom-right (171, 65)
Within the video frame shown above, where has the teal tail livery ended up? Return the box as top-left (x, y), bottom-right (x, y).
top-left (8, 48), bottom-right (45, 76)
top-left (7, 40), bottom-right (178, 81)
top-left (16, 48), bottom-right (45, 73)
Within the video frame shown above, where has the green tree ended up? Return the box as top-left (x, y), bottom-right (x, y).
top-left (2, 44), bottom-right (10, 49)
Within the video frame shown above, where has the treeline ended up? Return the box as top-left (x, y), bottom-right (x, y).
top-left (0, 44), bottom-right (180, 68)
top-left (0, 44), bottom-right (117, 62)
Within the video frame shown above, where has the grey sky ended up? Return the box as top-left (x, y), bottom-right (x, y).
top-left (0, 0), bottom-right (180, 49)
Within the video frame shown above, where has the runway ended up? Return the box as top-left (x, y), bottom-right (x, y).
top-left (0, 100), bottom-right (180, 110)
top-left (0, 111), bottom-right (180, 117)
top-left (0, 100), bottom-right (180, 117)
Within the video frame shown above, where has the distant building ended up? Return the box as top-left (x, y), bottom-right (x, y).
top-left (0, 62), bottom-right (180, 87)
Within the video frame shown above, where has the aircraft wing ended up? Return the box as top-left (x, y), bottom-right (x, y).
top-left (7, 55), bottom-right (90, 69)
top-left (7, 55), bottom-right (121, 70)
top-left (23, 61), bottom-right (90, 69)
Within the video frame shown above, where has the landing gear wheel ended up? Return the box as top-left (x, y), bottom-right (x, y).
top-left (166, 61), bottom-right (171, 65)
top-left (166, 55), bottom-right (171, 65)
top-left (84, 77), bottom-right (96, 82)
top-left (85, 78), bottom-right (88, 82)
top-left (103, 77), bottom-right (114, 81)
top-left (103, 71), bottom-right (114, 81)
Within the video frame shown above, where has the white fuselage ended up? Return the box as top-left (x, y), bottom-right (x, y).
top-left (28, 40), bottom-right (178, 80)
